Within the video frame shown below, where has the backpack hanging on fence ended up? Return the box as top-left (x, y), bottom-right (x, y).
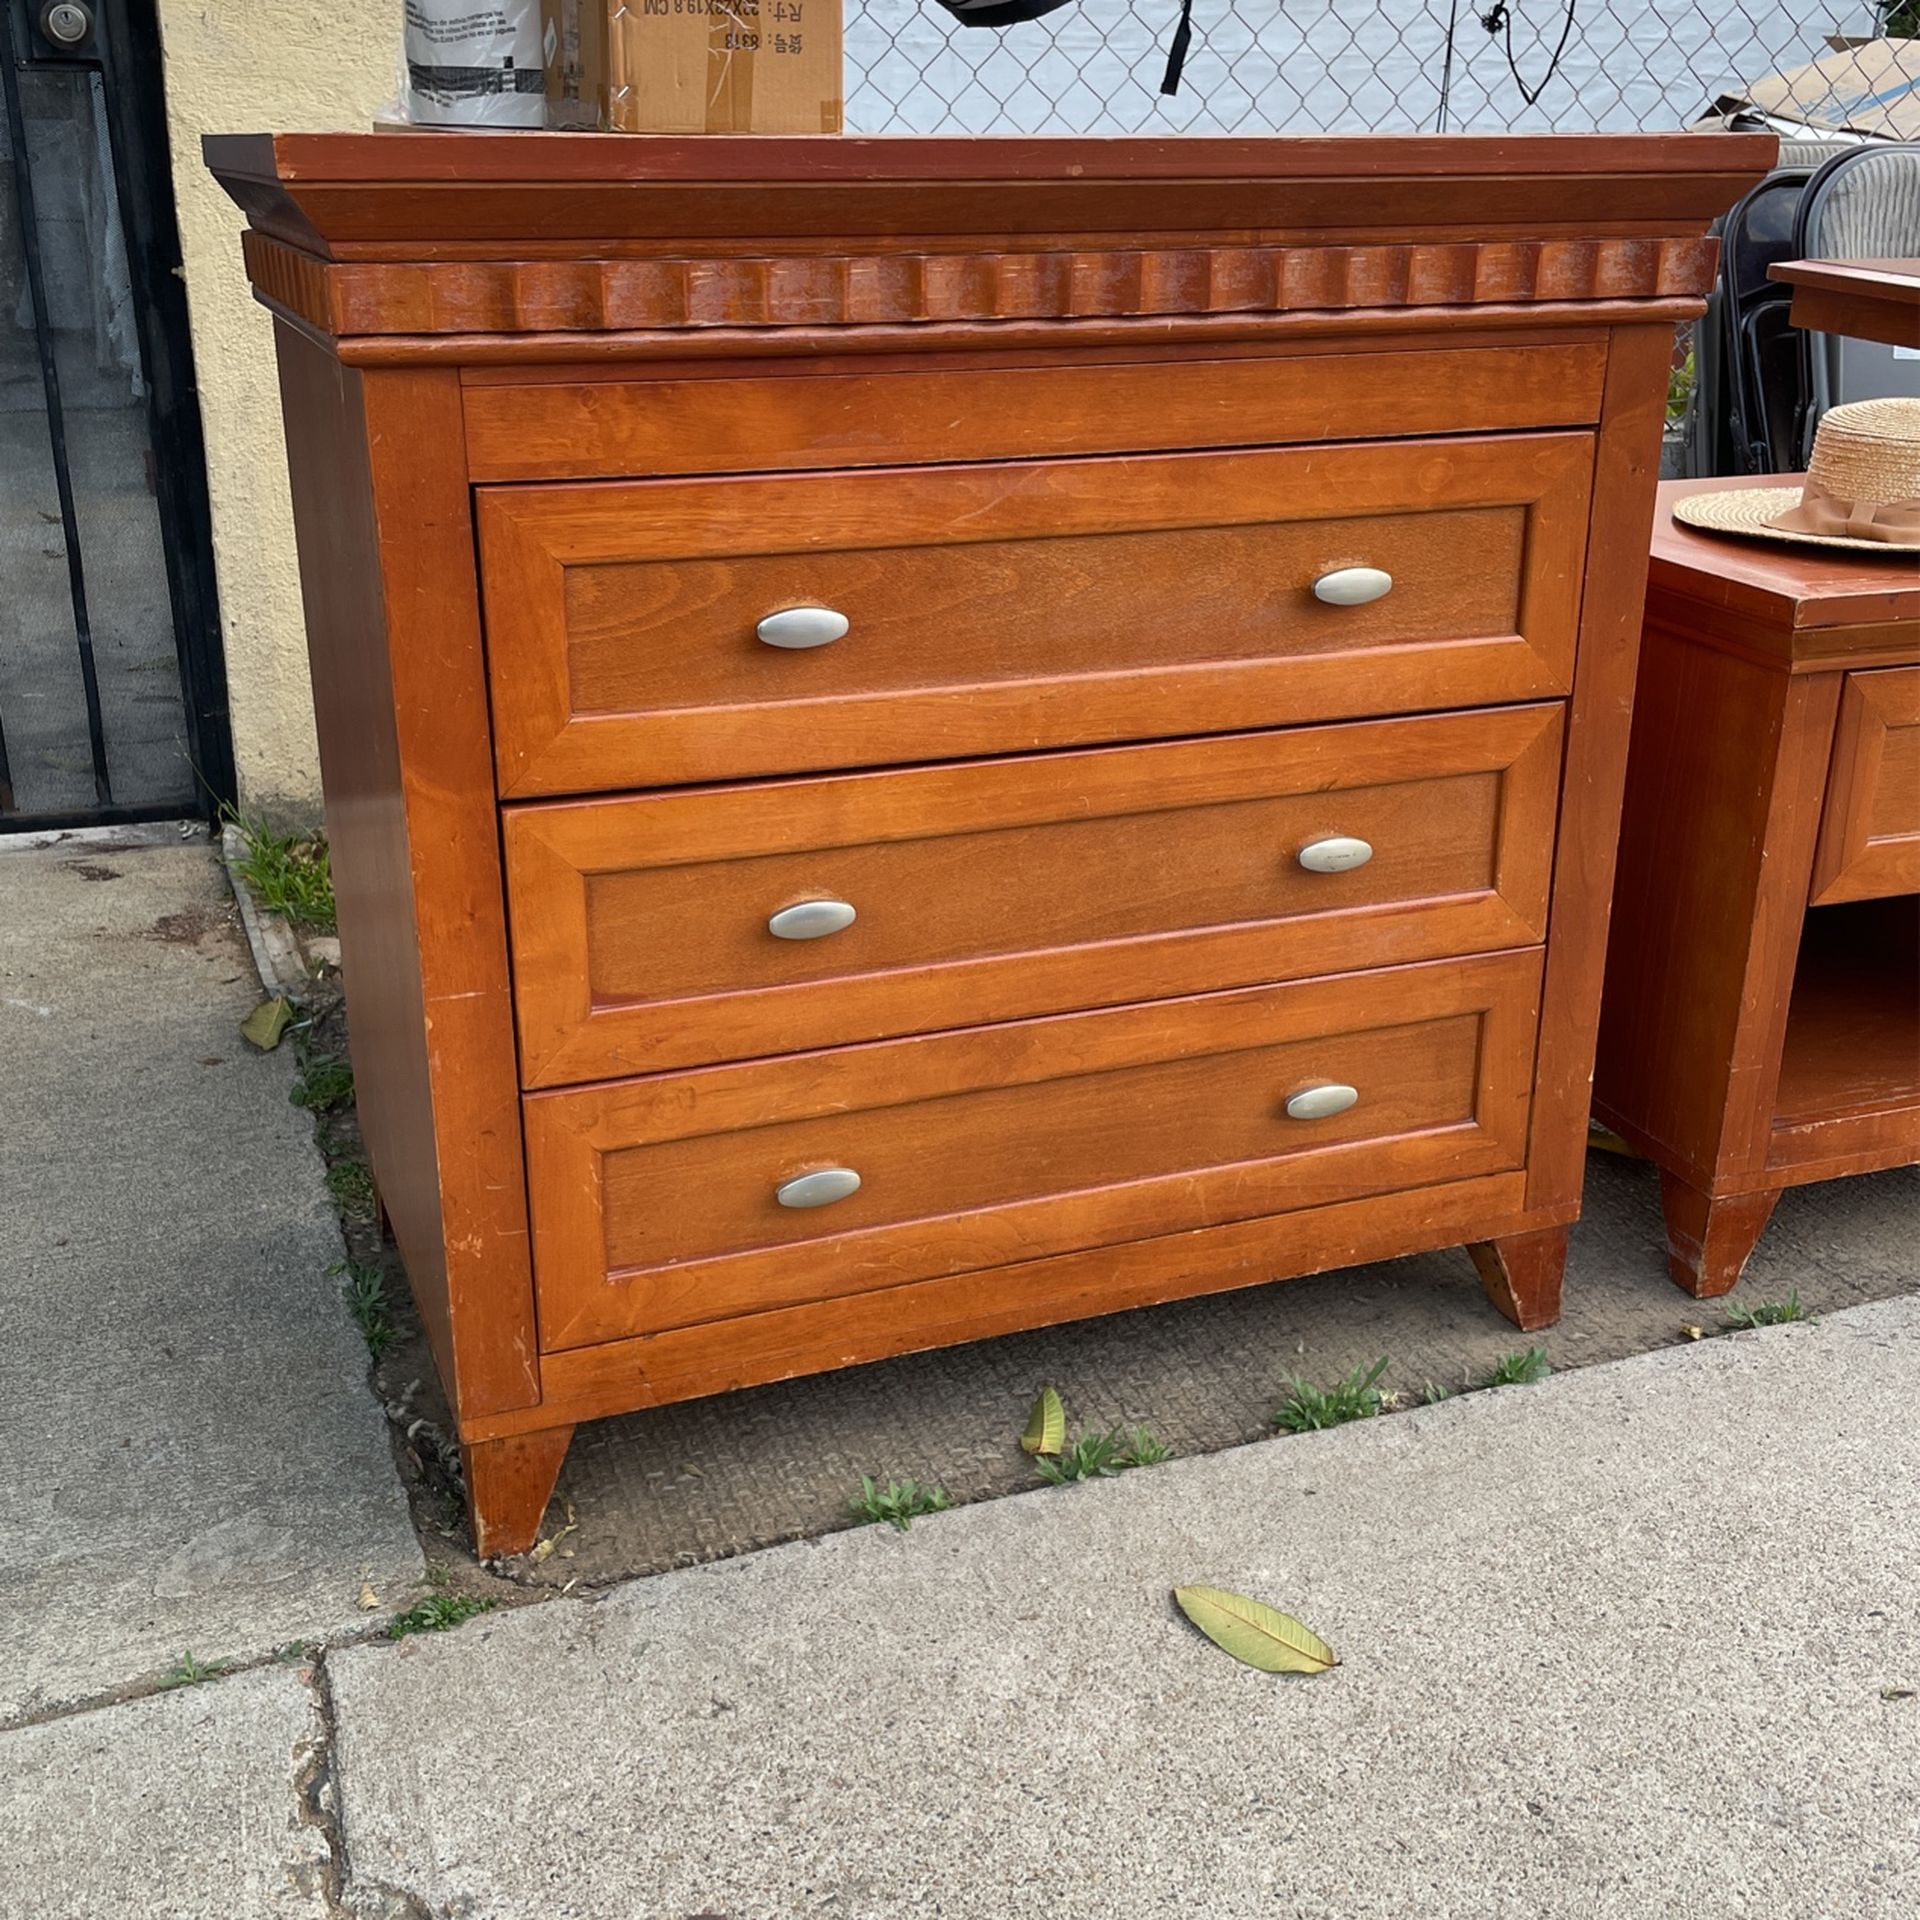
top-left (927, 0), bottom-right (1197, 96)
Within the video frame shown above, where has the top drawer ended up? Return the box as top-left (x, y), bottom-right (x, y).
top-left (479, 432), bottom-right (1593, 796)
top-left (460, 342), bottom-right (1609, 484)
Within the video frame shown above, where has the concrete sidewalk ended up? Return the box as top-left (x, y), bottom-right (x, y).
top-left (0, 839), bottom-right (420, 1723)
top-left (6, 1293), bottom-right (1914, 1918)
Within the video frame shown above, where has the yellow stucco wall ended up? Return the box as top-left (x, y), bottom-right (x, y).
top-left (158, 2), bottom-right (396, 822)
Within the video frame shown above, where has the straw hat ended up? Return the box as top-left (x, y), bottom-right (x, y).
top-left (1673, 397), bottom-right (1920, 553)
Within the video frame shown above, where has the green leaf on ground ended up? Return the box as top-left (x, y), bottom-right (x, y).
top-left (1174, 1585), bottom-right (1339, 1674)
top-left (240, 996), bottom-right (293, 1051)
top-left (1020, 1386), bottom-right (1066, 1456)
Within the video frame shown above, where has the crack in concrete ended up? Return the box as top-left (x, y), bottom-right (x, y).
top-left (0, 1626), bottom-right (394, 1739)
top-left (296, 1653), bottom-right (436, 1920)
top-left (293, 1656), bottom-right (349, 1916)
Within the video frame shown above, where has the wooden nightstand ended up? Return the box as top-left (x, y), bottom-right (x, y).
top-left (1596, 477), bottom-right (1920, 1295)
top-left (207, 133), bottom-right (1769, 1554)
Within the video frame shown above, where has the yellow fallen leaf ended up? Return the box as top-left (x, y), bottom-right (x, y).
top-left (1020, 1386), bottom-right (1066, 1456)
top-left (240, 996), bottom-right (293, 1051)
top-left (1175, 1585), bottom-right (1339, 1674)
top-left (357, 1581), bottom-right (379, 1612)
top-left (529, 1518), bottom-right (579, 1564)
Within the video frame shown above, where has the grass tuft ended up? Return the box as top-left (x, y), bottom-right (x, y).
top-left (228, 815), bottom-right (336, 934)
top-left (1273, 1356), bottom-right (1389, 1433)
top-left (1033, 1423), bottom-right (1174, 1484)
top-left (331, 1260), bottom-right (396, 1360)
top-left (1724, 1291), bottom-right (1813, 1329)
top-left (158, 1651), bottom-right (222, 1690)
top-left (1479, 1347), bottom-right (1552, 1388)
top-left (849, 1476), bottom-right (953, 1532)
top-left (388, 1594), bottom-right (496, 1639)
top-left (1115, 1424), bottom-right (1174, 1467)
top-left (291, 1051), bottom-right (354, 1113)
top-left (325, 1159), bottom-right (376, 1217)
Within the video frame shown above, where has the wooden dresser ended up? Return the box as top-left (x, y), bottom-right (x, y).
top-left (1596, 477), bottom-right (1919, 1296)
top-left (207, 133), bottom-right (1771, 1554)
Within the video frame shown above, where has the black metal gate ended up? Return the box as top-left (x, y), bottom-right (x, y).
top-left (1, 0), bottom-right (229, 831)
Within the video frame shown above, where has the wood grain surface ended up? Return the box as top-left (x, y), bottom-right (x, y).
top-left (481, 430), bottom-right (1591, 794)
top-left (273, 335), bottom-right (541, 1422)
top-left (1809, 667), bottom-right (1920, 906)
top-left (462, 340), bottom-right (1608, 484)
top-left (504, 704), bottom-right (1563, 1083)
top-left (524, 949), bottom-right (1542, 1350)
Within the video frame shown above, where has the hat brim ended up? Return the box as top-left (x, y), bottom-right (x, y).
top-left (1670, 487), bottom-right (1920, 556)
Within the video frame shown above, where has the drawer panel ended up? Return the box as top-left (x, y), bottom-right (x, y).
top-left (1810, 667), bottom-right (1920, 906)
top-left (504, 703), bottom-right (1563, 1085)
top-left (480, 433), bottom-right (1592, 796)
top-left (523, 949), bottom-right (1542, 1351)
top-left (461, 341), bottom-right (1610, 483)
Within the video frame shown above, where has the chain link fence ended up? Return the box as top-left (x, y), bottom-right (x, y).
top-left (844, 1), bottom-right (1908, 137)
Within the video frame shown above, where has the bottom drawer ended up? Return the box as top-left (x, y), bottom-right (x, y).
top-left (524, 949), bottom-right (1542, 1351)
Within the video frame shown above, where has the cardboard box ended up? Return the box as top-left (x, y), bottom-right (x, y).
top-left (1692, 37), bottom-right (1920, 141)
top-left (543, 0), bottom-right (842, 134)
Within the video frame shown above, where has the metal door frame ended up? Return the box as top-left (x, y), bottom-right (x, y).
top-left (1, 0), bottom-right (232, 831)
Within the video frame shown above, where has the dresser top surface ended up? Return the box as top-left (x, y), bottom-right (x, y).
top-left (205, 130), bottom-right (1776, 257)
top-left (1650, 476), bottom-right (1920, 637)
top-left (209, 130), bottom-right (1769, 186)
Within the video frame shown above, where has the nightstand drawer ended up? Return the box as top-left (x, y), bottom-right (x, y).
top-left (479, 432), bottom-right (1592, 796)
top-left (1810, 667), bottom-right (1920, 906)
top-left (503, 703), bottom-right (1564, 1084)
top-left (522, 949), bottom-right (1542, 1351)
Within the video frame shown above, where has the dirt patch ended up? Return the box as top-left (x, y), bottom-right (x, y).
top-left (144, 903), bottom-right (234, 946)
top-left (63, 862), bottom-right (120, 883)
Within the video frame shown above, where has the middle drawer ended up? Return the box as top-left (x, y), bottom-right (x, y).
top-left (504, 702), bottom-right (1563, 1085)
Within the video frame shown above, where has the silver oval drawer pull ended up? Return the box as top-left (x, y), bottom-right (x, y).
top-left (775, 1167), bottom-right (863, 1210)
top-left (1312, 567), bottom-right (1393, 607)
top-left (756, 606), bottom-right (849, 650)
top-left (767, 898), bottom-right (857, 941)
top-left (1284, 1083), bottom-right (1360, 1122)
top-left (1297, 835), bottom-right (1374, 875)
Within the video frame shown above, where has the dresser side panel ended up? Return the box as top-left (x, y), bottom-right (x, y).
top-left (273, 327), bottom-right (540, 1420)
top-left (1521, 321), bottom-right (1672, 1212)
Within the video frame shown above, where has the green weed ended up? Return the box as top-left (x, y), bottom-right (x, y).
top-left (1033, 1424), bottom-right (1172, 1483)
top-left (849, 1476), bottom-right (953, 1532)
top-left (1115, 1424), bottom-right (1174, 1467)
top-left (1666, 344), bottom-right (1697, 428)
top-left (1479, 1347), bottom-right (1551, 1388)
top-left (1273, 1357), bottom-right (1389, 1433)
top-left (331, 1260), bottom-right (396, 1360)
top-left (325, 1159), bottom-right (375, 1216)
top-left (157, 1651), bottom-right (221, 1689)
top-left (228, 815), bottom-right (336, 933)
top-left (1724, 1292), bottom-right (1813, 1329)
top-left (388, 1595), bottom-right (496, 1639)
top-left (291, 1051), bottom-right (354, 1113)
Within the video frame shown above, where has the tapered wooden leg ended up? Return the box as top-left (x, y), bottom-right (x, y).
top-left (461, 1426), bottom-right (574, 1559)
top-left (1659, 1173), bottom-right (1779, 1298)
top-left (1469, 1226), bottom-right (1568, 1331)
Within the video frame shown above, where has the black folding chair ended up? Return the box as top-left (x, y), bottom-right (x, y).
top-left (1716, 169), bottom-right (1814, 475)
